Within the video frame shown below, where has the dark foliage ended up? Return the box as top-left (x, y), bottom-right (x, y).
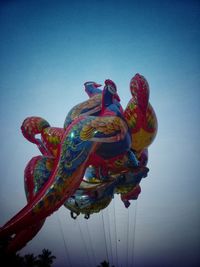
top-left (0, 237), bottom-right (56, 267)
top-left (97, 260), bottom-right (115, 267)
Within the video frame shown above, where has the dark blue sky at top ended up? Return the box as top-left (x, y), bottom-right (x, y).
top-left (0, 0), bottom-right (200, 267)
top-left (1, 0), bottom-right (199, 87)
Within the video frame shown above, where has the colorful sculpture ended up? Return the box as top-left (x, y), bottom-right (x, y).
top-left (0, 73), bottom-right (157, 253)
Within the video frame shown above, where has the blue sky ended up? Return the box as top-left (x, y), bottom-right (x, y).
top-left (0, 0), bottom-right (200, 266)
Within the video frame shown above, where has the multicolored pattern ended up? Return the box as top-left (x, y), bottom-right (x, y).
top-left (64, 94), bottom-right (102, 128)
top-left (21, 117), bottom-right (50, 144)
top-left (124, 73), bottom-right (158, 154)
top-left (0, 73), bottom-right (158, 253)
top-left (64, 165), bottom-right (148, 218)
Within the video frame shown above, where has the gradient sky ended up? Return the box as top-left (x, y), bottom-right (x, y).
top-left (0, 0), bottom-right (200, 266)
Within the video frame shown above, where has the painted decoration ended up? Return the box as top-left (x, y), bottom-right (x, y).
top-left (0, 73), bottom-right (157, 253)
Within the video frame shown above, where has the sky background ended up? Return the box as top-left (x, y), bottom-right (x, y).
top-left (0, 0), bottom-right (200, 266)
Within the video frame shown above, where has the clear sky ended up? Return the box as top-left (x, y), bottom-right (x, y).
top-left (0, 0), bottom-right (200, 266)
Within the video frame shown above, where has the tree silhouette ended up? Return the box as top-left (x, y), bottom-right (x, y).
top-left (23, 253), bottom-right (38, 267)
top-left (97, 260), bottom-right (115, 267)
top-left (37, 249), bottom-right (56, 267)
top-left (0, 239), bottom-right (56, 267)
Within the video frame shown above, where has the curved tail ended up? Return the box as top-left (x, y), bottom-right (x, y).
top-left (5, 155), bottom-right (51, 252)
top-left (0, 115), bottom-right (127, 240)
top-left (6, 220), bottom-right (45, 253)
